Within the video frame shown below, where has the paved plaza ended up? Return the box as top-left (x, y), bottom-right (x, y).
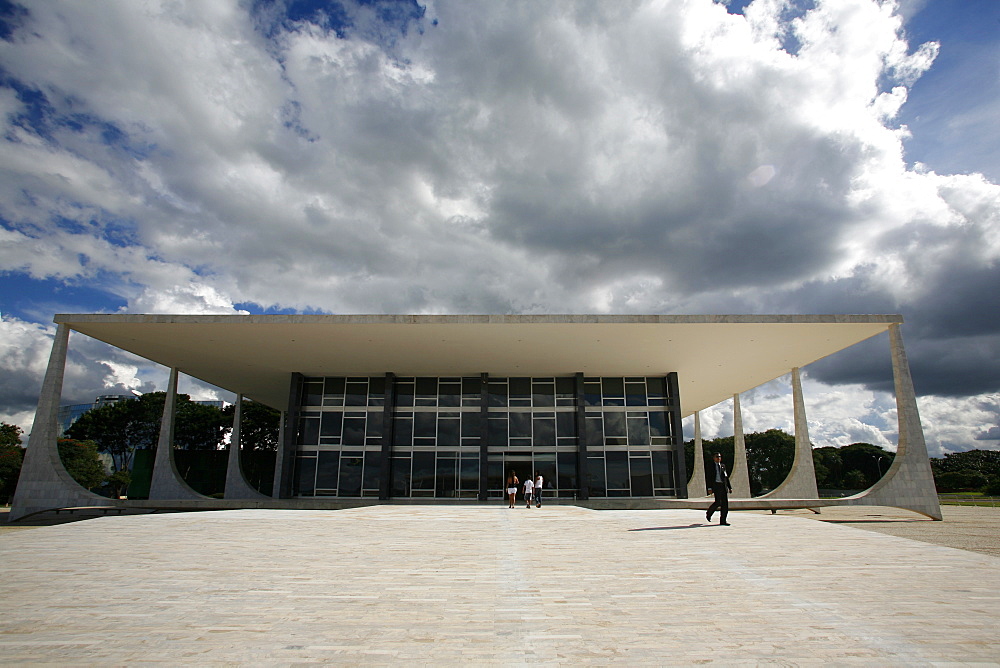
top-left (2, 505), bottom-right (999, 665)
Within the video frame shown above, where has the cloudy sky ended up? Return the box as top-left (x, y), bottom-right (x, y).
top-left (1, 0), bottom-right (998, 455)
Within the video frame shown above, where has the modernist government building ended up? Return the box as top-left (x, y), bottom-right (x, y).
top-left (12, 314), bottom-right (941, 520)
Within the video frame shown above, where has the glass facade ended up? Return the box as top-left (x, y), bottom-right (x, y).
top-left (292, 374), bottom-right (681, 499)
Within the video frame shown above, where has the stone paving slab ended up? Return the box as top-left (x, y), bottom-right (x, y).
top-left (1, 506), bottom-right (999, 666)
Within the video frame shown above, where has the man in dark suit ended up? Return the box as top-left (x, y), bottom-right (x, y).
top-left (706, 452), bottom-right (733, 525)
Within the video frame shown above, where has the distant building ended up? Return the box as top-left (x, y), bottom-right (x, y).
top-left (58, 394), bottom-right (135, 435)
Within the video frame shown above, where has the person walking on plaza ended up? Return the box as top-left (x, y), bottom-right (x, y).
top-left (523, 475), bottom-right (534, 508)
top-left (534, 472), bottom-right (544, 508)
top-left (506, 471), bottom-right (519, 508)
top-left (706, 452), bottom-right (732, 525)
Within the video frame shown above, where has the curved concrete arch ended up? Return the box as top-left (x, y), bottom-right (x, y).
top-left (729, 394), bottom-right (752, 498)
top-left (759, 368), bottom-right (819, 500)
top-left (10, 325), bottom-right (118, 521)
top-left (148, 368), bottom-right (211, 501)
top-left (686, 412), bottom-right (709, 498)
top-left (839, 325), bottom-right (941, 519)
top-left (224, 396), bottom-right (270, 500)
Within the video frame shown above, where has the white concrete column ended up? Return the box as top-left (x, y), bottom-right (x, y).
top-left (729, 393), bottom-right (752, 497)
top-left (761, 368), bottom-right (819, 499)
top-left (148, 368), bottom-right (207, 500)
top-left (686, 412), bottom-right (708, 498)
top-left (10, 324), bottom-right (114, 520)
top-left (224, 396), bottom-right (268, 499)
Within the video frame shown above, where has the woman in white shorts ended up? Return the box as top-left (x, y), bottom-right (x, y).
top-left (506, 471), bottom-right (519, 508)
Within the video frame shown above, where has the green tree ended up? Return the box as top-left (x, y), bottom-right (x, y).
top-left (812, 446), bottom-right (843, 488)
top-left (57, 438), bottom-right (108, 491)
top-left (930, 450), bottom-right (1000, 479)
top-left (842, 469), bottom-right (867, 490)
top-left (0, 422), bottom-right (25, 503)
top-left (745, 429), bottom-right (796, 494)
top-left (105, 468), bottom-right (132, 498)
top-left (837, 442), bottom-right (895, 488)
top-left (66, 393), bottom-right (231, 472)
top-left (935, 470), bottom-right (989, 493)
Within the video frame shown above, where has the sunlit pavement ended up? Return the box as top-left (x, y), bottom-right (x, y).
top-left (2, 506), bottom-right (999, 665)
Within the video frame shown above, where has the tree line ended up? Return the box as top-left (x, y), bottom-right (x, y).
top-left (0, 394), bottom-right (279, 502)
top-left (686, 428), bottom-right (1000, 496)
top-left (3, 411), bottom-right (999, 502)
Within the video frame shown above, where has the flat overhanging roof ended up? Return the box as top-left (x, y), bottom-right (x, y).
top-left (55, 314), bottom-right (901, 415)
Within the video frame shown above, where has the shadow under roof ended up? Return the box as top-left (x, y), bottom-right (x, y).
top-left (55, 314), bottom-right (901, 415)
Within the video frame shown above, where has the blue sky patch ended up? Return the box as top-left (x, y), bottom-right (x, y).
top-left (0, 272), bottom-right (128, 323)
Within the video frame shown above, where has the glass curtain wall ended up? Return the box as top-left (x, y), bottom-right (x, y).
top-left (293, 375), bottom-right (678, 499)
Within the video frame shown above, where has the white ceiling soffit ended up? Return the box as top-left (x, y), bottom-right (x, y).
top-left (55, 314), bottom-right (901, 415)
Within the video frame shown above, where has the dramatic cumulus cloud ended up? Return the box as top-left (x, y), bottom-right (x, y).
top-left (1, 0), bottom-right (998, 451)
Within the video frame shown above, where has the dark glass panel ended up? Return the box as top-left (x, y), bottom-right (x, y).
top-left (649, 411), bottom-right (669, 438)
top-left (627, 415), bottom-right (650, 446)
top-left (585, 416), bottom-right (603, 448)
top-left (345, 381), bottom-right (367, 406)
top-left (460, 457), bottom-right (479, 490)
top-left (339, 455), bottom-right (363, 496)
top-left (532, 382), bottom-right (555, 407)
top-left (461, 412), bottom-right (481, 438)
top-left (368, 376), bottom-right (385, 406)
top-left (462, 376), bottom-right (482, 396)
top-left (556, 412), bottom-right (577, 438)
top-left (414, 412), bottom-right (436, 439)
top-left (626, 382), bottom-right (646, 406)
top-left (509, 438), bottom-right (532, 447)
top-left (391, 456), bottom-right (410, 496)
top-left (557, 452), bottom-right (578, 495)
top-left (509, 377), bottom-right (531, 398)
top-left (416, 377), bottom-right (437, 397)
top-left (488, 416), bottom-right (508, 445)
top-left (556, 377), bottom-right (575, 398)
top-left (583, 382), bottom-right (601, 406)
top-left (342, 417), bottom-right (366, 446)
top-left (299, 417), bottom-right (319, 445)
top-left (366, 415), bottom-right (383, 439)
top-left (395, 382), bottom-right (414, 407)
top-left (603, 411), bottom-right (626, 437)
top-left (509, 412), bottom-right (532, 439)
top-left (363, 451), bottom-right (381, 490)
top-left (606, 451), bottom-right (630, 490)
top-left (315, 451), bottom-right (340, 489)
top-left (652, 450), bottom-right (674, 490)
top-left (411, 452), bottom-right (435, 490)
top-left (321, 412), bottom-right (342, 438)
top-left (324, 377), bottom-right (346, 396)
top-left (294, 456), bottom-right (316, 495)
top-left (533, 417), bottom-right (555, 446)
top-left (587, 456), bottom-right (606, 497)
top-left (488, 381), bottom-right (508, 407)
top-left (605, 437), bottom-right (628, 446)
top-left (647, 377), bottom-right (668, 399)
top-left (437, 417), bottom-right (460, 446)
top-left (393, 417), bottom-right (413, 446)
top-left (436, 457), bottom-right (457, 497)
top-left (413, 438), bottom-right (436, 446)
top-left (439, 382), bottom-right (461, 407)
top-left (487, 455), bottom-right (504, 493)
top-left (302, 381), bottom-right (323, 406)
top-left (630, 456), bottom-right (654, 496)
top-left (602, 377), bottom-right (625, 398)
